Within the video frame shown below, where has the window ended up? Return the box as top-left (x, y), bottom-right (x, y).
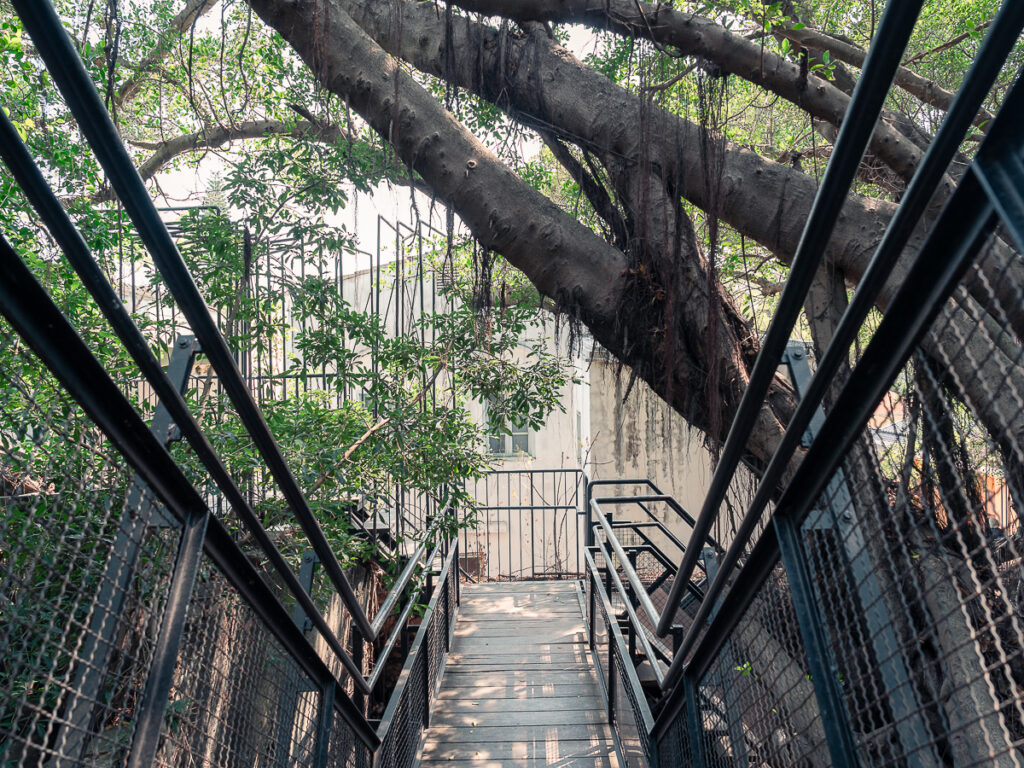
top-left (485, 396), bottom-right (532, 456)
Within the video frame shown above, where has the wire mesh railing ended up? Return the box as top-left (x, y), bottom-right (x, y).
top-left (0, 2), bottom-right (468, 766)
top-left (0, 231), bottom-right (380, 767)
top-left (584, 549), bottom-right (655, 768)
top-left (375, 543), bottom-right (458, 768)
top-left (577, 2), bottom-right (1024, 766)
top-left (0, 219), bottom-right (457, 768)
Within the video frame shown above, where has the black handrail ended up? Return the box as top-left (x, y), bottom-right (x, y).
top-left (594, 496), bottom-right (691, 556)
top-left (368, 539), bottom-right (445, 693)
top-left (656, 0), bottom-right (1024, 641)
top-left (592, 537), bottom-right (666, 686)
top-left (658, 0), bottom-right (928, 636)
top-left (583, 548), bottom-right (655, 735)
top-left (591, 501), bottom-right (663, 629)
top-left (0, 106), bottom-right (369, 692)
top-left (11, 0), bottom-right (376, 640)
top-left (660, 67), bottom-right (1023, 692)
top-left (377, 542), bottom-right (459, 739)
top-left (588, 477), bottom-right (721, 550)
top-left (371, 523), bottom-right (442, 637)
top-left (0, 233), bottom-right (380, 749)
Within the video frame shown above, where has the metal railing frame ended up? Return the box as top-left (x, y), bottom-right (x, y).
top-left (660, 0), bottom-right (1024, 643)
top-left (583, 548), bottom-right (656, 764)
top-left (459, 468), bottom-right (588, 580)
top-left (659, 0), bottom-right (934, 632)
top-left (662, 0), bottom-right (1024, 671)
top-left (375, 542), bottom-right (459, 768)
top-left (655, 47), bottom-right (1024, 768)
top-left (573, 4), bottom-right (1024, 766)
top-left (0, 221), bottom-right (457, 766)
top-left (0, 233), bottom-right (381, 765)
top-left (11, 0), bottom-right (379, 641)
top-left (0, 3), bottom-right (471, 764)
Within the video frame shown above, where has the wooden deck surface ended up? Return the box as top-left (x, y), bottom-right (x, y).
top-left (419, 581), bottom-right (620, 768)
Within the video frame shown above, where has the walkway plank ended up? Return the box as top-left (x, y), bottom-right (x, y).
top-left (432, 698), bottom-right (603, 715)
top-left (418, 582), bottom-right (619, 768)
top-left (435, 683), bottom-right (602, 700)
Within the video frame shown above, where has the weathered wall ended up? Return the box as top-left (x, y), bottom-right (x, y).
top-left (585, 355), bottom-right (716, 548)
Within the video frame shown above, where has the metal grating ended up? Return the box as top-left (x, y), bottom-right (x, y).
top-left (698, 568), bottom-right (832, 768)
top-left (0, 320), bottom-right (180, 767)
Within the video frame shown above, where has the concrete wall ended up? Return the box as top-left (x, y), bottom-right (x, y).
top-left (584, 356), bottom-right (715, 549)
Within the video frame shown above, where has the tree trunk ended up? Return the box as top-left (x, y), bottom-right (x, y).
top-left (330, 0), bottom-right (1024, 460)
top-left (244, 0), bottom-right (795, 471)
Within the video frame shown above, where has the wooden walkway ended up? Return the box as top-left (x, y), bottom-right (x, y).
top-left (419, 581), bottom-right (620, 768)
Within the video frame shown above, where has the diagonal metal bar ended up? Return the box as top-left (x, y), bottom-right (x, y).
top-left (658, 0), bottom-right (1024, 646)
top-left (10, 0), bottom-right (375, 640)
top-left (659, 0), bottom-right (929, 637)
top-left (0, 107), bottom-right (369, 688)
top-left (0, 232), bottom-right (380, 749)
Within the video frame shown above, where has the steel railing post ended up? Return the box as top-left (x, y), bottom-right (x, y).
top-left (607, 629), bottom-right (616, 725)
top-left (313, 682), bottom-right (336, 768)
top-left (352, 627), bottom-right (366, 716)
top-left (292, 550), bottom-right (320, 633)
top-left (683, 674), bottom-right (705, 768)
top-left (774, 514), bottom-right (860, 768)
top-left (422, 624), bottom-right (431, 728)
top-left (125, 510), bottom-right (210, 768)
top-left (589, 563), bottom-right (598, 651)
top-left (58, 335), bottom-right (197, 764)
top-left (782, 342), bottom-right (934, 764)
top-left (585, 479), bottom-right (594, 548)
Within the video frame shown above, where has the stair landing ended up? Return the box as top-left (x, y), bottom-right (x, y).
top-left (419, 581), bottom-right (620, 768)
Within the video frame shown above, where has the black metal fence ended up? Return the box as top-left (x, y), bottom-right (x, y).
top-left (580, 1), bottom-right (1024, 766)
top-left (458, 469), bottom-right (587, 581)
top-left (0, 252), bottom-right (458, 767)
top-left (0, 2), bottom-right (464, 766)
top-left (375, 543), bottom-right (458, 768)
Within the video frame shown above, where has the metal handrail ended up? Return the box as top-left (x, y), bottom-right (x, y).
top-left (377, 542), bottom-right (459, 739)
top-left (656, 0), bottom-right (1024, 642)
top-left (12, 0), bottom-right (377, 641)
top-left (371, 519), bottom-right (443, 637)
top-left (658, 0), bottom-right (929, 637)
top-left (591, 501), bottom-right (663, 630)
top-left (595, 497), bottom-right (692, 557)
top-left (588, 478), bottom-right (722, 551)
top-left (660, 60), bottom-right (1024, 699)
top-left (0, 235), bottom-right (380, 749)
top-left (0, 107), bottom-right (369, 693)
top-left (583, 548), bottom-right (655, 734)
top-left (593, 538), bottom-right (666, 685)
top-left (368, 539), bottom-right (445, 692)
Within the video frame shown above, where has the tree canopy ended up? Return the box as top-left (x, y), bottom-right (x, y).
top-left (1, 0), bottom-right (1020, 481)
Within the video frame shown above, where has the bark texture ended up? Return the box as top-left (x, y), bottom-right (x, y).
top-left (244, 0), bottom-right (794, 468)
top-left (332, 0), bottom-right (1024, 470)
top-left (447, 0), bottom-right (934, 185)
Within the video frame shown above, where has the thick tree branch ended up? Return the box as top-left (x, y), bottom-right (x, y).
top-left (102, 118), bottom-right (433, 200)
top-left (331, 0), bottom-right (1024, 469)
top-left (243, 0), bottom-right (797, 467)
top-left (446, 0), bottom-right (934, 186)
top-left (777, 25), bottom-right (994, 130)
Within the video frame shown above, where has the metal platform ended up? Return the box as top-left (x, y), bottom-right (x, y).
top-left (419, 582), bottom-right (620, 768)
